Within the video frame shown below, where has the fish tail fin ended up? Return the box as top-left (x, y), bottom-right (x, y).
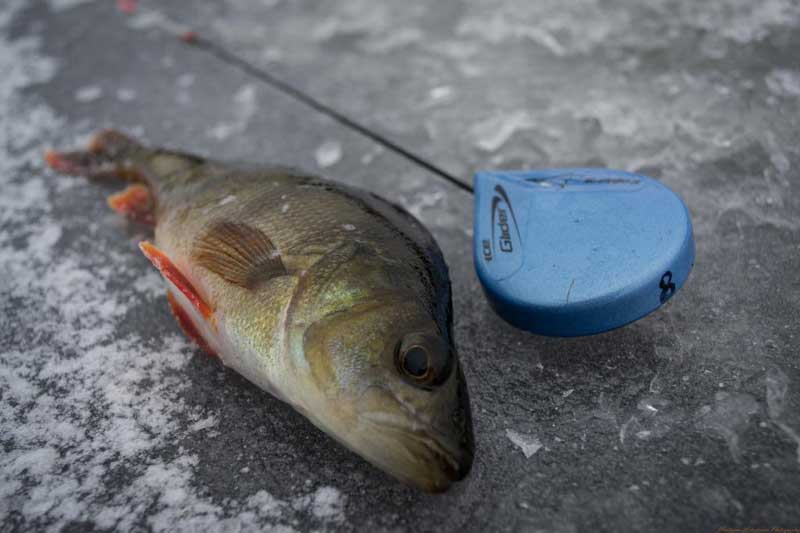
top-left (44, 129), bottom-right (146, 181)
top-left (45, 130), bottom-right (158, 225)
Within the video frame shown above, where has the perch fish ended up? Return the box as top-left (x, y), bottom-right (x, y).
top-left (44, 130), bottom-right (473, 492)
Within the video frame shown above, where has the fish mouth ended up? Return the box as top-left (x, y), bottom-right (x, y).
top-left (360, 410), bottom-right (473, 492)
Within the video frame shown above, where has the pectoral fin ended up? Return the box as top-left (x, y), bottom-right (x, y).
top-left (139, 241), bottom-right (213, 320)
top-left (192, 222), bottom-right (287, 289)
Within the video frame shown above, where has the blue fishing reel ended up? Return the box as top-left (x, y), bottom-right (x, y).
top-left (473, 169), bottom-right (694, 337)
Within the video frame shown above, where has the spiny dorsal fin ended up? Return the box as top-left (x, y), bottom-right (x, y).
top-left (193, 222), bottom-right (287, 289)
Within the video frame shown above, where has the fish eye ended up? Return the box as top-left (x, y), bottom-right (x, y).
top-left (395, 333), bottom-right (454, 387)
top-left (401, 345), bottom-right (431, 380)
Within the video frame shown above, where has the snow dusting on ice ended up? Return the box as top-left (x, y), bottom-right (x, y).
top-left (206, 83), bottom-right (258, 141)
top-left (0, 3), bottom-right (346, 530)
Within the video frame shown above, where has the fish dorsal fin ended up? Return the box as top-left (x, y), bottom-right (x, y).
top-left (193, 222), bottom-right (286, 289)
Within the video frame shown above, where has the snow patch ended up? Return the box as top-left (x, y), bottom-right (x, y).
top-left (116, 87), bottom-right (137, 102)
top-left (696, 391), bottom-right (759, 463)
top-left (292, 486), bottom-right (346, 524)
top-left (471, 111), bottom-right (534, 152)
top-left (188, 416), bottom-right (217, 433)
top-left (362, 27), bottom-right (423, 53)
top-left (206, 84), bottom-right (257, 141)
top-left (765, 69), bottom-right (800, 97)
top-left (309, 487), bottom-right (346, 522)
top-left (405, 190), bottom-right (444, 219)
top-left (46, 0), bottom-right (94, 12)
top-left (429, 85), bottom-right (454, 102)
top-left (176, 73), bottom-right (195, 89)
top-left (505, 429), bottom-right (543, 459)
top-left (74, 84), bottom-right (103, 102)
top-left (315, 139), bottom-right (343, 168)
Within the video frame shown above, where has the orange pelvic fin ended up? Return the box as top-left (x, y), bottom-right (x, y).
top-left (167, 291), bottom-right (216, 357)
top-left (139, 241), bottom-right (214, 321)
top-left (108, 184), bottom-right (154, 226)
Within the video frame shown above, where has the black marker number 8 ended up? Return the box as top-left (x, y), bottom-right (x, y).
top-left (659, 271), bottom-right (676, 303)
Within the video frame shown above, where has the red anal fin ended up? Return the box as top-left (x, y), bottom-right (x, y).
top-left (108, 184), bottom-right (154, 226)
top-left (139, 241), bottom-right (214, 321)
top-left (167, 291), bottom-right (216, 357)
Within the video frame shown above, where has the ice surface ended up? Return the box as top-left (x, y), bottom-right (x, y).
top-left (5, 0), bottom-right (800, 529)
top-left (178, 0), bottom-right (800, 194)
top-left (0, 3), bottom-right (347, 530)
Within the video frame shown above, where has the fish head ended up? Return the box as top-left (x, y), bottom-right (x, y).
top-left (302, 298), bottom-right (474, 493)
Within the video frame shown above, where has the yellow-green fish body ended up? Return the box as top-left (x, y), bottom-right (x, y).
top-left (46, 130), bottom-right (473, 492)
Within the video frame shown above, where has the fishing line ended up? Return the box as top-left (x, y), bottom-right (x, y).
top-left (188, 37), bottom-right (474, 194)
